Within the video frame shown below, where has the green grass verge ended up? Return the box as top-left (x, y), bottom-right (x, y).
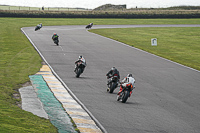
top-left (0, 18), bottom-right (57, 132)
top-left (90, 27), bottom-right (200, 71)
top-left (0, 17), bottom-right (200, 132)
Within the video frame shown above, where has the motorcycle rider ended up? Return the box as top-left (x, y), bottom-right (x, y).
top-left (89, 22), bottom-right (93, 27)
top-left (118, 74), bottom-right (135, 96)
top-left (74, 55), bottom-right (86, 72)
top-left (38, 23), bottom-right (42, 28)
top-left (52, 33), bottom-right (59, 41)
top-left (106, 67), bottom-right (120, 85)
top-left (35, 23), bottom-right (42, 31)
top-left (86, 22), bottom-right (93, 29)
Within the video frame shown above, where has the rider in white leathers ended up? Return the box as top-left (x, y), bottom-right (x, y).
top-left (74, 55), bottom-right (86, 71)
top-left (36, 23), bottom-right (42, 29)
top-left (118, 74), bottom-right (135, 96)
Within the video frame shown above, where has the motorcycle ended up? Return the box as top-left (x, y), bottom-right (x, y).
top-left (85, 23), bottom-right (93, 29)
top-left (74, 61), bottom-right (85, 78)
top-left (53, 39), bottom-right (59, 46)
top-left (117, 83), bottom-right (134, 103)
top-left (107, 74), bottom-right (119, 93)
top-left (35, 24), bottom-right (42, 31)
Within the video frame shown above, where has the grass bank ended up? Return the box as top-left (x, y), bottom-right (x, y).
top-left (0, 18), bottom-right (57, 132)
top-left (0, 18), bottom-right (200, 132)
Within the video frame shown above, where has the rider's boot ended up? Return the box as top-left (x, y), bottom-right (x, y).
top-left (129, 91), bottom-right (132, 97)
top-left (117, 86), bottom-right (123, 95)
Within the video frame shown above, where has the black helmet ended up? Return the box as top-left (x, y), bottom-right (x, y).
top-left (127, 74), bottom-right (132, 77)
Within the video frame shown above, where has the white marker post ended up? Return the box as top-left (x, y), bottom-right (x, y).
top-left (151, 38), bottom-right (157, 46)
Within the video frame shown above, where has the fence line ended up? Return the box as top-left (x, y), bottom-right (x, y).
top-left (0, 6), bottom-right (91, 11)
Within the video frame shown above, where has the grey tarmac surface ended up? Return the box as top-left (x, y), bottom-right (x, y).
top-left (22, 25), bottom-right (200, 133)
top-left (19, 86), bottom-right (48, 119)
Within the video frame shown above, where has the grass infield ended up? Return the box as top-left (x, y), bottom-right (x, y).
top-left (0, 18), bottom-right (200, 132)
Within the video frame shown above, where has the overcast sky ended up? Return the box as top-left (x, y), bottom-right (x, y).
top-left (1, 0), bottom-right (200, 9)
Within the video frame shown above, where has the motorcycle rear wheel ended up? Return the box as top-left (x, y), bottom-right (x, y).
top-left (76, 68), bottom-right (82, 78)
top-left (109, 82), bottom-right (116, 93)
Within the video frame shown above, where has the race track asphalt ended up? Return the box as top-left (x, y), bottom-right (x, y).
top-left (22, 25), bottom-right (200, 133)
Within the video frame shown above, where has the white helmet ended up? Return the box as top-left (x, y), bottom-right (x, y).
top-left (79, 55), bottom-right (82, 59)
top-left (127, 74), bottom-right (132, 77)
top-left (111, 67), bottom-right (116, 71)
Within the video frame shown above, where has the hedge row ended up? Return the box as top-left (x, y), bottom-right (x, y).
top-left (0, 10), bottom-right (200, 18)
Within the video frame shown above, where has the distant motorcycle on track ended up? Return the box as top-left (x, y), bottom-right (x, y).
top-left (35, 23), bottom-right (42, 31)
top-left (52, 33), bottom-right (59, 46)
top-left (86, 23), bottom-right (93, 29)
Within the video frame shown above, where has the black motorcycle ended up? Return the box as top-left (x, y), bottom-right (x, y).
top-left (107, 74), bottom-right (119, 93)
top-left (85, 23), bottom-right (93, 29)
top-left (53, 39), bottom-right (59, 46)
top-left (117, 83), bottom-right (133, 103)
top-left (75, 61), bottom-right (85, 78)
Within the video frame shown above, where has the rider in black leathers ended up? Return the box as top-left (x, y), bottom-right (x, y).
top-left (106, 67), bottom-right (120, 85)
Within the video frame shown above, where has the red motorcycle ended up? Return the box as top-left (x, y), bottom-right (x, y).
top-left (117, 83), bottom-right (134, 103)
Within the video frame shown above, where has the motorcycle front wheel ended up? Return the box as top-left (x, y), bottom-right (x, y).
top-left (121, 90), bottom-right (129, 103)
top-left (117, 94), bottom-right (121, 101)
top-left (35, 27), bottom-right (39, 31)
